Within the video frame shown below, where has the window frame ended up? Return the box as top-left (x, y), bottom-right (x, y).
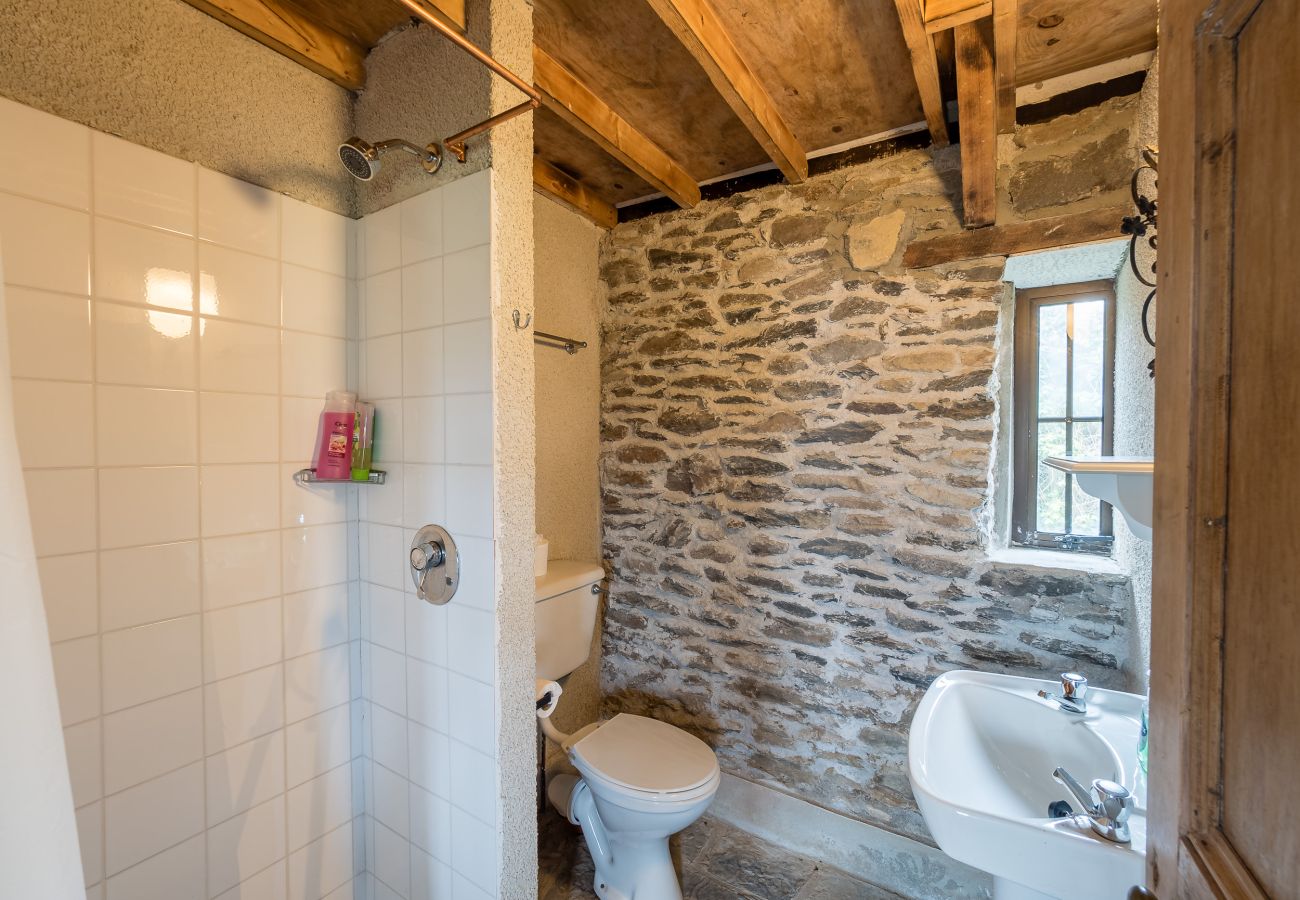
top-left (1012, 279), bottom-right (1117, 553)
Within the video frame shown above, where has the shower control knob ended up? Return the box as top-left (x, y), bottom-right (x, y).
top-left (408, 525), bottom-right (459, 606)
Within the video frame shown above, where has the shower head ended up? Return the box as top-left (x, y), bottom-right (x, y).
top-left (338, 137), bottom-right (442, 181)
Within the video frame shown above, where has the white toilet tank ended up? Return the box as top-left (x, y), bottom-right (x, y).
top-left (536, 561), bottom-right (605, 681)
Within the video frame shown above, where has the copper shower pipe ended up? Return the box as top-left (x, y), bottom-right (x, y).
top-left (391, 0), bottom-right (541, 162)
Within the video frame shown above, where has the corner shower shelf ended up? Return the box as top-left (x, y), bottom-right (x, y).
top-left (293, 468), bottom-right (387, 486)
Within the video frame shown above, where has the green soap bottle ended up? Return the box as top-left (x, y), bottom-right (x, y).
top-left (351, 402), bottom-right (375, 481)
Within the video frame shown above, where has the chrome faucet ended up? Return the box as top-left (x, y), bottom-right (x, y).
top-left (1053, 767), bottom-right (1134, 843)
top-left (1038, 672), bottom-right (1089, 714)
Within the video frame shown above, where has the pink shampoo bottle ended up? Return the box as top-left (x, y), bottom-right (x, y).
top-left (313, 390), bottom-right (357, 480)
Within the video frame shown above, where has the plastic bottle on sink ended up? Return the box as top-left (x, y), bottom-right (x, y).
top-left (312, 391), bottom-right (357, 480)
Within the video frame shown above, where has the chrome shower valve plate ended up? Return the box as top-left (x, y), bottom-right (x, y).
top-left (409, 524), bottom-right (459, 605)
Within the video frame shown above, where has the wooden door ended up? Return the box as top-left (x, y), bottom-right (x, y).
top-left (1150, 0), bottom-right (1300, 897)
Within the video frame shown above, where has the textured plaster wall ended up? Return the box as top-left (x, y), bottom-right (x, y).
top-left (597, 97), bottom-right (1142, 843)
top-left (1113, 56), bottom-right (1159, 692)
top-left (353, 6), bottom-right (494, 216)
top-left (0, 0), bottom-right (356, 216)
top-left (485, 0), bottom-right (537, 895)
top-left (534, 195), bottom-right (605, 741)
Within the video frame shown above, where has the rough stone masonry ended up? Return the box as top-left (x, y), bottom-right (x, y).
top-left (596, 94), bottom-right (1141, 843)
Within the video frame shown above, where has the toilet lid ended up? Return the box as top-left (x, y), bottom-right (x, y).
top-left (569, 714), bottom-right (719, 794)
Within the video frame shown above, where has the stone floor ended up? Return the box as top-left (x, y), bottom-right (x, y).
top-left (539, 808), bottom-right (907, 900)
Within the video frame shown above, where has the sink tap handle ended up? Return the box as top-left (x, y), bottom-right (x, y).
top-left (1093, 778), bottom-right (1135, 826)
top-left (1053, 767), bottom-right (1099, 815)
top-left (1053, 767), bottom-right (1133, 843)
top-left (1061, 672), bottom-right (1088, 703)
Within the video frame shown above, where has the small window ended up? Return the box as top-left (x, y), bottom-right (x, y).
top-left (1012, 281), bottom-right (1116, 553)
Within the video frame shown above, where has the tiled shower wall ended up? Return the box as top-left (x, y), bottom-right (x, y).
top-left (0, 96), bottom-right (363, 900)
top-left (355, 170), bottom-right (501, 900)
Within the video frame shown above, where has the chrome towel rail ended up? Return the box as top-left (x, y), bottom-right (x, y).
top-left (534, 330), bottom-right (587, 354)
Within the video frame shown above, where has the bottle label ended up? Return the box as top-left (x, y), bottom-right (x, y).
top-left (327, 430), bottom-right (349, 459)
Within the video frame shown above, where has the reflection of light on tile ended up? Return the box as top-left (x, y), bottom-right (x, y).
top-left (198, 272), bottom-right (218, 335)
top-left (146, 267), bottom-right (194, 338)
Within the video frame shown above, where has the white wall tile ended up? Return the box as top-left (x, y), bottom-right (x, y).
top-left (282, 397), bottom-right (323, 463)
top-left (363, 524), bottom-right (405, 592)
top-left (449, 806), bottom-right (496, 895)
top-left (93, 132), bottom-right (194, 236)
top-left (408, 785), bottom-right (451, 863)
top-left (4, 287), bottom-right (92, 381)
top-left (206, 730), bottom-right (285, 826)
top-left (448, 740), bottom-right (495, 826)
top-left (201, 392), bottom-right (279, 464)
top-left (96, 386), bottom-right (197, 466)
top-left (204, 664), bottom-right (285, 755)
top-left (102, 689), bottom-right (203, 793)
top-left (404, 596), bottom-right (448, 669)
top-left (372, 820), bottom-right (410, 899)
top-left (101, 615), bottom-right (202, 712)
top-left (363, 269), bottom-right (402, 338)
top-left (0, 192), bottom-right (90, 294)
top-left (282, 196), bottom-right (349, 276)
top-left (362, 205), bottom-right (401, 277)
top-left (200, 319), bottom-right (279, 394)
top-left (441, 170), bottom-right (490, 255)
top-left (12, 379), bottom-right (95, 468)
top-left (402, 328), bottom-right (444, 397)
top-left (401, 397), bottom-right (444, 465)
top-left (412, 846), bottom-right (452, 900)
top-left (285, 644), bottom-right (350, 724)
top-left (287, 821), bottom-right (353, 900)
top-left (283, 464), bottom-right (352, 528)
top-left (364, 334), bottom-right (403, 400)
top-left (200, 243), bottom-right (280, 326)
top-left (447, 672), bottom-right (493, 755)
top-left (372, 762), bottom-right (410, 839)
top-left (104, 834), bottom-right (205, 900)
top-left (64, 718), bottom-right (102, 807)
top-left (283, 265), bottom-right (348, 337)
top-left (214, 859), bottom-right (285, 900)
top-left (285, 705), bottom-right (351, 788)
top-left (104, 762), bottom-right (204, 875)
top-left (25, 467), bottom-right (97, 556)
top-left (282, 331), bottom-right (348, 399)
top-left (202, 531), bottom-right (281, 610)
top-left (365, 585), bottom-right (406, 653)
top-left (98, 466), bottom-right (198, 549)
top-left (51, 636), bottom-right (100, 725)
top-left (400, 188), bottom-right (443, 265)
top-left (406, 722), bottom-right (450, 799)
top-left (448, 536), bottom-right (494, 612)
top-left (283, 523), bottom-right (349, 594)
top-left (370, 705), bottom-right (409, 778)
top-left (198, 169), bottom-right (279, 257)
top-left (402, 464), bottom-right (445, 530)
top-left (402, 258), bottom-right (443, 332)
top-left (39, 552), bottom-right (98, 641)
top-left (443, 465), bottom-right (492, 540)
top-left (443, 395), bottom-right (491, 465)
top-left (94, 218), bottom-right (194, 309)
top-left (100, 541), bottom-right (200, 630)
top-left (206, 795), bottom-right (287, 897)
top-left (0, 97), bottom-right (91, 209)
top-left (406, 658), bottom-right (448, 735)
top-left (204, 597), bottom-right (283, 682)
top-left (368, 644), bottom-right (407, 716)
top-left (95, 301), bottom-right (194, 389)
top-left (442, 245), bottom-right (489, 324)
top-left (201, 463), bottom-right (280, 536)
top-left (287, 764), bottom-right (352, 851)
top-left (441, 320), bottom-right (490, 394)
top-left (452, 871), bottom-right (494, 900)
top-left (445, 605), bottom-right (494, 686)
top-left (284, 584), bottom-right (350, 658)
top-left (77, 801), bottom-right (104, 887)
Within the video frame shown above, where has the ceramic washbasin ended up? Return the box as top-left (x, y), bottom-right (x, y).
top-left (908, 670), bottom-right (1147, 900)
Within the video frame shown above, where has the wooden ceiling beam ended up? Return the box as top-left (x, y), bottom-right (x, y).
top-left (924, 0), bottom-right (993, 33)
top-left (533, 46), bottom-right (702, 209)
top-left (533, 157), bottom-right (618, 229)
top-left (992, 0), bottom-right (1017, 132)
top-left (954, 17), bottom-right (997, 226)
top-left (642, 0), bottom-right (808, 183)
top-left (902, 205), bottom-right (1128, 267)
top-left (892, 0), bottom-right (950, 147)
top-left (179, 0), bottom-right (368, 90)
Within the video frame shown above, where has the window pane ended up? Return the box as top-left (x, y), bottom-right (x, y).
top-left (1038, 304), bottom-right (1068, 418)
top-left (1072, 299), bottom-right (1106, 418)
top-left (1070, 420), bottom-right (1104, 535)
top-left (1037, 421), bottom-right (1068, 533)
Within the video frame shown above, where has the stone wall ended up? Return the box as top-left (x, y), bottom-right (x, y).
top-left (596, 95), bottom-right (1140, 842)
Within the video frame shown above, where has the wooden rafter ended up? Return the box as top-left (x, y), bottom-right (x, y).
top-left (533, 157), bottom-right (618, 228)
top-left (902, 205), bottom-right (1127, 267)
top-left (924, 0), bottom-right (993, 33)
top-left (180, 0), bottom-right (368, 90)
top-left (642, 0), bottom-right (808, 183)
top-left (533, 46), bottom-right (702, 208)
top-left (954, 17), bottom-right (996, 226)
top-left (892, 0), bottom-right (950, 147)
top-left (992, 0), bottom-right (1017, 132)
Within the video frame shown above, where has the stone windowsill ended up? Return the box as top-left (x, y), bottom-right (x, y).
top-left (986, 546), bottom-right (1126, 577)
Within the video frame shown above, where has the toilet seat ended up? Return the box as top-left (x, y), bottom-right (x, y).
top-left (568, 714), bottom-right (720, 802)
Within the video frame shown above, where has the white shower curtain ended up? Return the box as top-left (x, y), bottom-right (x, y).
top-left (0, 241), bottom-right (86, 898)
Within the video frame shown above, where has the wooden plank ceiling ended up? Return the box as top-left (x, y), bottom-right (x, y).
top-left (179, 0), bottom-right (1155, 227)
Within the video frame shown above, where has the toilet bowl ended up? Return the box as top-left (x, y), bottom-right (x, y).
top-left (543, 714), bottom-right (720, 900)
top-left (535, 563), bottom-right (720, 899)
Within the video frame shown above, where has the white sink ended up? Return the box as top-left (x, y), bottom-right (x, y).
top-left (908, 670), bottom-right (1147, 900)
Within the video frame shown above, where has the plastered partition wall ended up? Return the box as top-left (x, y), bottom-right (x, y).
top-left (355, 170), bottom-right (502, 900)
top-left (0, 96), bottom-right (364, 900)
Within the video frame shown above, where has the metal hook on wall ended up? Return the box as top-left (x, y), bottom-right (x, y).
top-left (512, 309), bottom-right (533, 330)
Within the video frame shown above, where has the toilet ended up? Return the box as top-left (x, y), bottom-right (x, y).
top-left (536, 562), bottom-right (721, 900)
